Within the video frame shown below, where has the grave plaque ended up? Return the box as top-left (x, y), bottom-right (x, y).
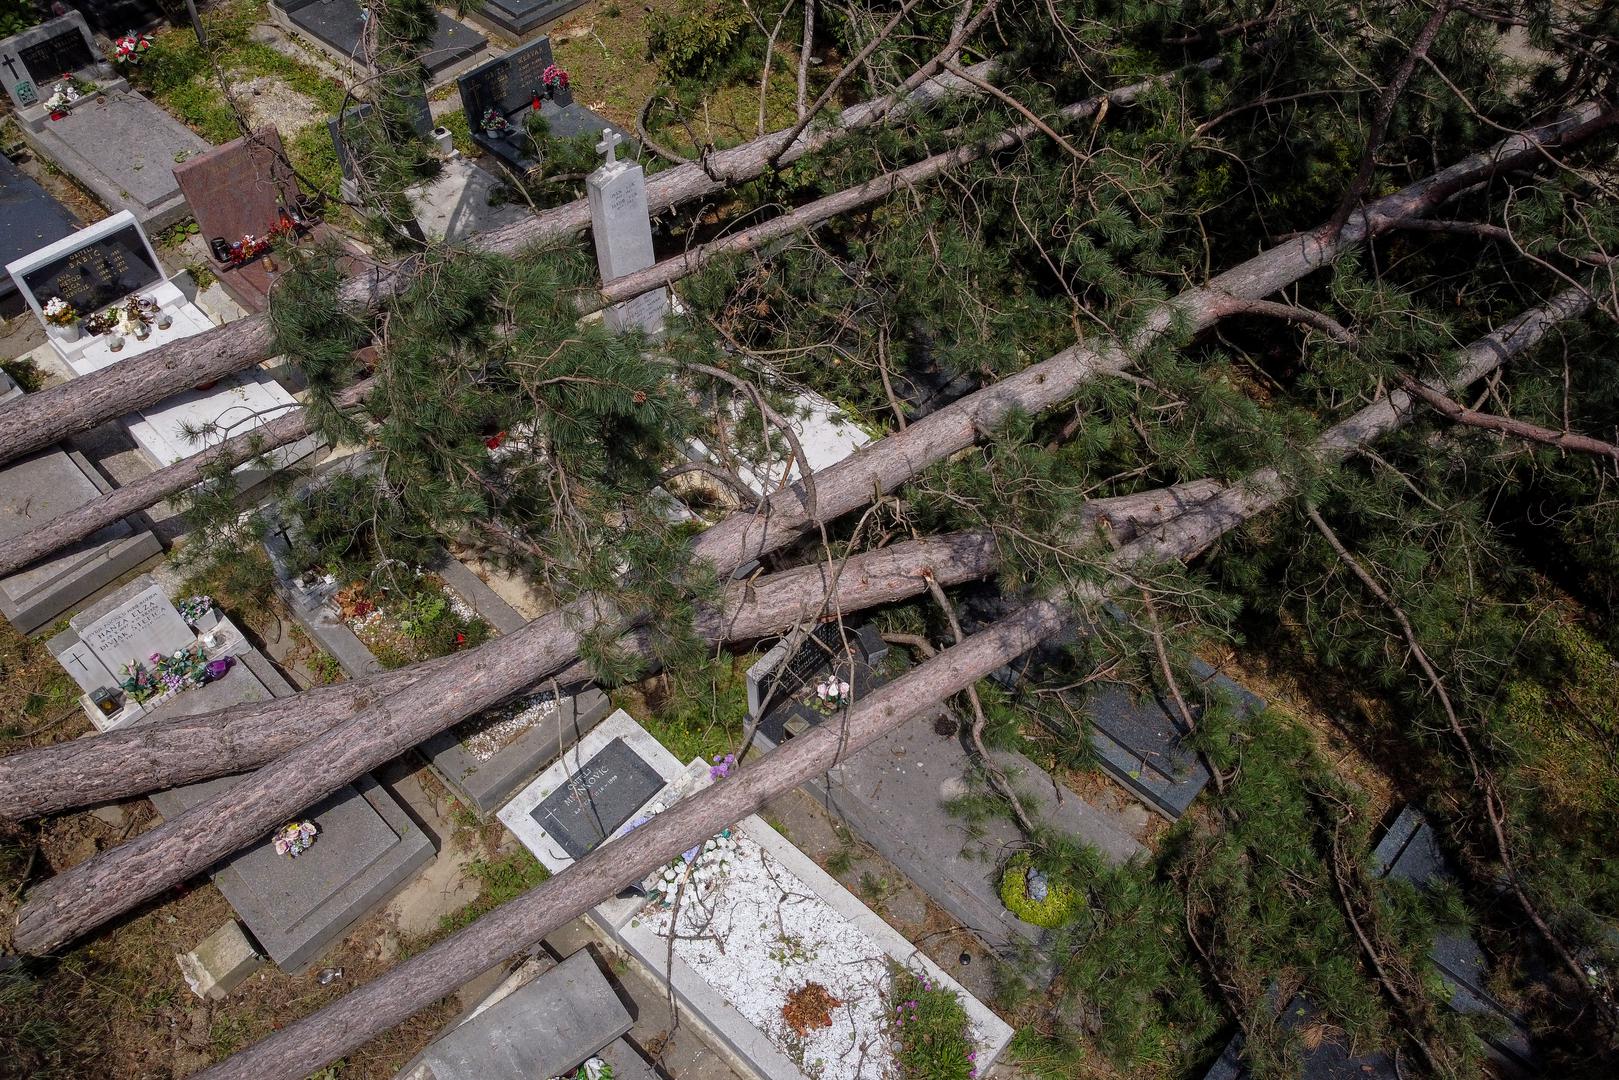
top-left (529, 737), bottom-right (665, 859)
top-left (17, 32), bottom-right (95, 87)
top-left (72, 581), bottom-right (194, 675)
top-left (19, 222), bottom-right (161, 316)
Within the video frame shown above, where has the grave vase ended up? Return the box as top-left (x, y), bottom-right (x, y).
top-left (53, 320), bottom-right (82, 343)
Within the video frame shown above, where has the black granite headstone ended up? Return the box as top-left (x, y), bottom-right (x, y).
top-left (458, 37), bottom-right (571, 124)
top-left (327, 92), bottom-right (434, 181)
top-left (529, 737), bottom-right (664, 860)
top-left (20, 222), bottom-right (160, 316)
top-left (279, 0), bottom-right (486, 78)
top-left (17, 26), bottom-right (94, 86)
top-left (477, 0), bottom-right (590, 38)
top-left (0, 154), bottom-right (78, 308)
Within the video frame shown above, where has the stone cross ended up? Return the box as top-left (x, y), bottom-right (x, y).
top-left (1, 54), bottom-right (18, 81)
top-left (595, 127), bottom-right (624, 168)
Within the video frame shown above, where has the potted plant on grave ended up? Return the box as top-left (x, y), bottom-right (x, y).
top-left (44, 74), bottom-right (83, 118)
top-left (481, 106), bottom-right (512, 140)
top-left (540, 63), bottom-right (569, 102)
top-left (888, 967), bottom-right (980, 1079)
top-left (43, 297), bottom-right (80, 342)
top-left (81, 309), bottom-right (118, 347)
top-left (807, 675), bottom-right (852, 715)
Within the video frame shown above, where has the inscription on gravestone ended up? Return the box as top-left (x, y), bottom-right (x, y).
top-left (17, 31), bottom-right (95, 86)
top-left (530, 737), bottom-right (664, 859)
top-left (76, 584), bottom-right (193, 673)
top-left (20, 223), bottom-right (161, 315)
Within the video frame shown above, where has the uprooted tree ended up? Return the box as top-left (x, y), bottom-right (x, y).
top-left (5, 3), bottom-right (1619, 1079)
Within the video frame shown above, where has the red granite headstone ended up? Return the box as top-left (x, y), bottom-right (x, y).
top-left (173, 128), bottom-right (302, 313)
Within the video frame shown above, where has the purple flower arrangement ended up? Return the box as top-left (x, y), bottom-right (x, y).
top-left (710, 752), bottom-right (737, 781)
top-left (119, 646), bottom-right (234, 704)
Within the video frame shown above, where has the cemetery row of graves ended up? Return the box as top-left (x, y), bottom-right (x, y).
top-left (1, 4), bottom-right (1617, 1080)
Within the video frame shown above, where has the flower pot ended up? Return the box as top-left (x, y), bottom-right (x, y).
top-left (53, 320), bottom-right (81, 343)
top-left (432, 125), bottom-right (454, 156)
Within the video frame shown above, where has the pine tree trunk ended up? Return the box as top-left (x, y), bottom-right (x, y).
top-left (0, 63), bottom-right (1000, 470)
top-left (188, 282), bottom-right (1595, 1080)
top-left (0, 64), bottom-right (1169, 582)
top-left (10, 110), bottom-right (1607, 957)
top-left (0, 485), bottom-right (1213, 819)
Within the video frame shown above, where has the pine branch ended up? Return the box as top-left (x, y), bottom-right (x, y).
top-left (1395, 372), bottom-right (1619, 461)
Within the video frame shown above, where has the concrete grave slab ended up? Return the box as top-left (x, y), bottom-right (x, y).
top-left (22, 89), bottom-right (208, 228)
top-left (274, 0), bottom-right (486, 85)
top-left (143, 648), bottom-right (434, 972)
top-left (0, 376), bottom-right (160, 634)
top-left (468, 0), bottom-right (590, 41)
top-left (177, 920), bottom-right (264, 1001)
top-left (398, 949), bottom-right (633, 1080)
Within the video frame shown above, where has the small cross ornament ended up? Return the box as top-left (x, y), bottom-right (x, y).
top-left (595, 127), bottom-right (624, 168)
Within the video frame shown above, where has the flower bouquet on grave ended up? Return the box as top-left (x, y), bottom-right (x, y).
top-left (118, 645), bottom-right (227, 704)
top-left (481, 106), bottom-right (512, 138)
top-left (177, 594), bottom-right (216, 628)
top-left (540, 63), bottom-right (570, 102)
top-left (113, 31), bottom-right (154, 65)
top-left (43, 297), bottom-right (80, 341)
top-left (45, 75), bottom-right (82, 118)
top-left (117, 300), bottom-right (150, 341)
top-left (806, 676), bottom-right (852, 715)
top-left (273, 820), bottom-right (318, 858)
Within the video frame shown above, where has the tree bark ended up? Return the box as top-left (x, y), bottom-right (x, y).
top-left (11, 109), bottom-right (1609, 956)
top-left (0, 69), bottom-right (1189, 582)
top-left (0, 484), bottom-right (1209, 819)
top-left (0, 61), bottom-right (1001, 469)
top-left (189, 282), bottom-right (1593, 1080)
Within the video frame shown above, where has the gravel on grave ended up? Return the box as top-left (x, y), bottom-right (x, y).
top-left (637, 830), bottom-right (918, 1080)
top-left (455, 693), bottom-right (561, 762)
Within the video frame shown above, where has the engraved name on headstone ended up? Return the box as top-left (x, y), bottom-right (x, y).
top-left (18, 222), bottom-right (162, 315)
top-left (74, 583), bottom-right (194, 674)
top-left (529, 737), bottom-right (665, 859)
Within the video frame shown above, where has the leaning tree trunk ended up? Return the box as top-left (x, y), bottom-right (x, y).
top-left (0, 60), bottom-right (1003, 469)
top-left (0, 66), bottom-right (1186, 582)
top-left (189, 282), bottom-right (1595, 1080)
top-left (0, 484), bottom-right (1215, 819)
top-left (11, 110), bottom-right (1607, 957)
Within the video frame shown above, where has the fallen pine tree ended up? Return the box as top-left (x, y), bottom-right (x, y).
top-left (0, 483), bottom-right (1218, 819)
top-left (0, 65), bottom-right (1204, 582)
top-left (187, 281), bottom-right (1599, 1080)
top-left (12, 109), bottom-right (1609, 956)
top-left (0, 56), bottom-right (1007, 469)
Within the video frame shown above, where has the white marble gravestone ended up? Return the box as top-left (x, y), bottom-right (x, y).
top-left (586, 129), bottom-right (667, 336)
top-left (73, 579), bottom-right (193, 677)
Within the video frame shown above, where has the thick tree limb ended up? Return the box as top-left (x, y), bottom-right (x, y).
top-left (12, 111), bottom-right (1609, 957)
top-left (0, 59), bottom-right (1005, 468)
top-left (1395, 372), bottom-right (1619, 460)
top-left (0, 485), bottom-right (1208, 820)
top-left (191, 285), bottom-right (1596, 1080)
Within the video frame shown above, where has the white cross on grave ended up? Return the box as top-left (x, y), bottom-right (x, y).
top-left (595, 127), bottom-right (624, 168)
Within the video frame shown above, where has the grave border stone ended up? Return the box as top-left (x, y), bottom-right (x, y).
top-left (141, 646), bottom-right (436, 972)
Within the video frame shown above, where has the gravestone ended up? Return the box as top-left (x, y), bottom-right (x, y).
top-left (172, 127), bottom-right (305, 312)
top-left (0, 152), bottom-right (79, 313)
top-left (468, 0), bottom-right (590, 41)
top-left (397, 949), bottom-right (634, 1080)
top-left (274, 0), bottom-right (486, 83)
top-left (456, 38), bottom-right (625, 173)
top-left (0, 13), bottom-right (118, 121)
top-left (327, 92), bottom-right (434, 187)
top-left (141, 648), bottom-right (435, 972)
top-left (0, 373), bottom-right (160, 634)
top-left (587, 130), bottom-right (667, 336)
top-left (7, 212), bottom-right (321, 481)
top-left (529, 736), bottom-right (666, 859)
top-left (70, 576), bottom-right (193, 679)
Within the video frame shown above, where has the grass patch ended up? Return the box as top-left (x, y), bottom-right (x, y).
top-left (428, 849), bottom-right (550, 942)
top-left (613, 648), bottom-right (755, 765)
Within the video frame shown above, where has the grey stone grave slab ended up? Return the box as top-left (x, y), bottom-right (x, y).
top-left (753, 622), bottom-right (1146, 963)
top-left (1082, 657), bottom-right (1262, 820)
top-left (24, 89), bottom-right (209, 228)
top-left (469, 0), bottom-right (590, 41)
top-left (399, 949), bottom-right (633, 1080)
top-left (0, 374), bottom-right (159, 634)
top-left (276, 0), bottom-right (486, 81)
top-left (142, 648), bottom-right (434, 972)
top-left (0, 153), bottom-right (79, 312)
top-left (0, 12), bottom-right (122, 123)
top-left (1373, 807), bottom-right (1535, 1070)
top-left (587, 131), bottom-right (667, 336)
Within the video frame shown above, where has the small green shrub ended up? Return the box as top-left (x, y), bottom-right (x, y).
top-left (890, 967), bottom-right (978, 1079)
top-left (645, 0), bottom-right (751, 79)
top-left (999, 853), bottom-right (1083, 928)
